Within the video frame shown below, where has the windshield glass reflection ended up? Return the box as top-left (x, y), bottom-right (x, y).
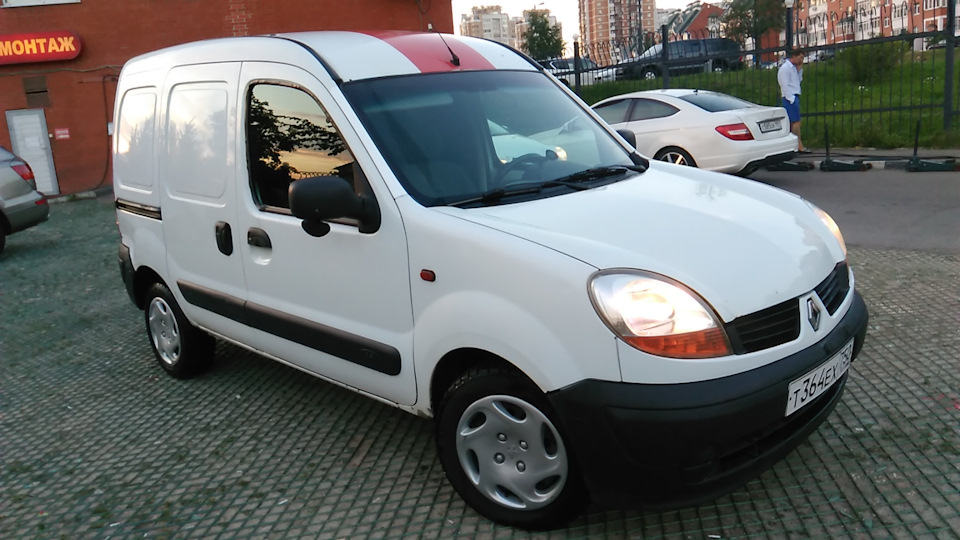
top-left (343, 71), bottom-right (634, 207)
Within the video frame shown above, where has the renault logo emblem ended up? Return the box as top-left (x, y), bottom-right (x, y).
top-left (807, 298), bottom-right (821, 331)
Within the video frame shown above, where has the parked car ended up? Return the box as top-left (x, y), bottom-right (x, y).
top-left (592, 89), bottom-right (798, 175)
top-left (0, 145), bottom-right (49, 254)
top-left (541, 56), bottom-right (617, 85)
top-left (617, 38), bottom-right (743, 80)
top-left (114, 31), bottom-right (866, 529)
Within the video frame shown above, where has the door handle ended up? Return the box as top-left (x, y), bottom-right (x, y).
top-left (214, 221), bottom-right (233, 256)
top-left (247, 227), bottom-right (272, 249)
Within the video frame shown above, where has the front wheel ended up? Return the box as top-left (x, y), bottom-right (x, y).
top-left (144, 282), bottom-right (214, 378)
top-left (436, 367), bottom-right (585, 529)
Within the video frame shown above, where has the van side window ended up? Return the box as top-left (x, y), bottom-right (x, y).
top-left (246, 83), bottom-right (359, 211)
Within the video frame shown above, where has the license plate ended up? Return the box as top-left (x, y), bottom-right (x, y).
top-left (759, 119), bottom-right (781, 133)
top-left (785, 340), bottom-right (853, 416)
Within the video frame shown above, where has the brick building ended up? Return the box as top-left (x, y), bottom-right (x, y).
top-left (0, 0), bottom-right (453, 196)
top-left (796, 0), bottom-right (959, 48)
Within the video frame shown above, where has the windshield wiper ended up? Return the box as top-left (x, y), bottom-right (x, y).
top-left (552, 164), bottom-right (646, 184)
top-left (447, 180), bottom-right (589, 208)
top-left (447, 165), bottom-right (646, 208)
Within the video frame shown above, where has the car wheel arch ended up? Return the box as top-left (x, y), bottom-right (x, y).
top-left (133, 266), bottom-right (166, 310)
top-left (654, 146), bottom-right (698, 167)
top-left (0, 210), bottom-right (12, 234)
top-left (429, 348), bottom-right (529, 416)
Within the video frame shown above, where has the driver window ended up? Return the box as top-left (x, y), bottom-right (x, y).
top-left (246, 83), bottom-right (360, 211)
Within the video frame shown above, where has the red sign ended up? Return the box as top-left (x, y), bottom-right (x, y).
top-left (0, 31), bottom-right (82, 65)
top-left (54, 128), bottom-right (70, 140)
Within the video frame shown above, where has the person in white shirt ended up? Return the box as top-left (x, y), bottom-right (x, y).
top-left (777, 50), bottom-right (806, 152)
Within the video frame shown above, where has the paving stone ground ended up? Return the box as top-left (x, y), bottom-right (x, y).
top-left (1, 196), bottom-right (958, 539)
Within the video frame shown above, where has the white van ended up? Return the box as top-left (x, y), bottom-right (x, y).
top-left (113, 31), bottom-right (868, 529)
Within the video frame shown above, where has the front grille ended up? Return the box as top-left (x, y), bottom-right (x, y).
top-left (726, 299), bottom-right (800, 354)
top-left (815, 262), bottom-right (850, 315)
top-left (723, 262), bottom-right (849, 355)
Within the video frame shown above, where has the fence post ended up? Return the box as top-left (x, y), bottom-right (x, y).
top-left (944, 0), bottom-right (955, 129)
top-left (573, 38), bottom-right (582, 94)
top-left (660, 24), bottom-right (670, 89)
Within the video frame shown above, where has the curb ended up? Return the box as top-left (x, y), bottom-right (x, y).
top-left (46, 186), bottom-right (113, 204)
top-left (791, 158), bottom-right (914, 171)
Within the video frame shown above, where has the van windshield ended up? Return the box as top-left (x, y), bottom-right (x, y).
top-left (342, 70), bottom-right (637, 207)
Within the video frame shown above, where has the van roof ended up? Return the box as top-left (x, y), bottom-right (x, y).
top-left (121, 31), bottom-right (540, 83)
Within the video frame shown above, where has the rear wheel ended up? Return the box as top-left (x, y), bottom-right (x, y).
top-left (436, 367), bottom-right (585, 529)
top-left (144, 282), bottom-right (214, 378)
top-left (0, 228), bottom-right (5, 255)
top-left (641, 67), bottom-right (659, 80)
top-left (655, 147), bottom-right (697, 167)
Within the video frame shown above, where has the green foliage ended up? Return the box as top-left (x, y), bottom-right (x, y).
top-left (721, 0), bottom-right (785, 46)
top-left (522, 10), bottom-right (564, 61)
top-left (837, 41), bottom-right (909, 84)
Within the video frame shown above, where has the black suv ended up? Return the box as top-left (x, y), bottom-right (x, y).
top-left (617, 38), bottom-right (743, 80)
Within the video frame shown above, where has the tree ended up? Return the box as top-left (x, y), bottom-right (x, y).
top-left (521, 10), bottom-right (563, 60)
top-left (721, 0), bottom-right (785, 49)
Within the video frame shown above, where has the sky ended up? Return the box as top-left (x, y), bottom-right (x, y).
top-left (450, 1), bottom-right (690, 50)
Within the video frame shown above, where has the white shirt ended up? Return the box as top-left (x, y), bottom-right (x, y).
top-left (778, 60), bottom-right (802, 103)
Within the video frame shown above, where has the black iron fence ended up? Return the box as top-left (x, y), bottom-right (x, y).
top-left (566, 5), bottom-right (958, 148)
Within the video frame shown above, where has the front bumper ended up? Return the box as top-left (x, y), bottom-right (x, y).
top-left (547, 291), bottom-right (868, 509)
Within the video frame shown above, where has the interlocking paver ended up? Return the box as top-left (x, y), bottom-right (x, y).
top-left (1, 196), bottom-right (958, 538)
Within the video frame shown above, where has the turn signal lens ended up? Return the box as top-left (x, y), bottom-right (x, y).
top-left (589, 271), bottom-right (732, 359)
top-left (716, 123), bottom-right (754, 141)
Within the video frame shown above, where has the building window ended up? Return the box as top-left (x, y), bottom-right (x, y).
top-left (23, 76), bottom-right (50, 107)
top-left (1, 0), bottom-right (80, 6)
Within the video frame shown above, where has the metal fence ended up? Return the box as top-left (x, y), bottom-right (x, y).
top-left (567, 5), bottom-right (958, 148)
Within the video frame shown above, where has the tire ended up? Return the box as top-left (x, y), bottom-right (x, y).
top-left (436, 366), bottom-right (585, 529)
top-left (654, 146), bottom-right (698, 167)
top-left (641, 67), bottom-right (659, 80)
top-left (144, 282), bottom-right (214, 378)
top-left (0, 228), bottom-right (5, 255)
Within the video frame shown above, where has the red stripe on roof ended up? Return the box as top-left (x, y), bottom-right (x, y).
top-left (367, 31), bottom-right (496, 73)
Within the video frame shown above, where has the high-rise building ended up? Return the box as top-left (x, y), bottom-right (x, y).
top-left (579, 0), bottom-right (657, 47)
top-left (459, 6), bottom-right (516, 48)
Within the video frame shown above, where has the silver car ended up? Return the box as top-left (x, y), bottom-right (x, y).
top-left (0, 145), bottom-right (49, 254)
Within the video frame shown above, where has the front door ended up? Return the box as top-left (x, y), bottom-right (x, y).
top-left (233, 62), bottom-right (416, 406)
top-left (6, 109), bottom-right (59, 195)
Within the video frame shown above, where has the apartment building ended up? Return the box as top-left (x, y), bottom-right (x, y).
top-left (579, 0), bottom-right (657, 46)
top-left (796, 0), bottom-right (958, 47)
top-left (460, 5), bottom-right (516, 48)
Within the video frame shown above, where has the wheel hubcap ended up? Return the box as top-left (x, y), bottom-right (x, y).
top-left (660, 152), bottom-right (689, 166)
top-left (148, 297), bottom-right (181, 365)
top-left (455, 395), bottom-right (567, 510)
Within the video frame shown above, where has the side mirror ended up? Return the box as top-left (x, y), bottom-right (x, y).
top-left (289, 176), bottom-right (381, 238)
top-left (616, 128), bottom-right (637, 149)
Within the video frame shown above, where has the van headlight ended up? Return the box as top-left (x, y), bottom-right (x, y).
top-left (588, 271), bottom-right (731, 359)
top-left (808, 202), bottom-right (847, 256)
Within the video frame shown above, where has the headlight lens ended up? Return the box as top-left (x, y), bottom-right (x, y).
top-left (809, 203), bottom-right (847, 256)
top-left (589, 271), bottom-right (731, 359)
